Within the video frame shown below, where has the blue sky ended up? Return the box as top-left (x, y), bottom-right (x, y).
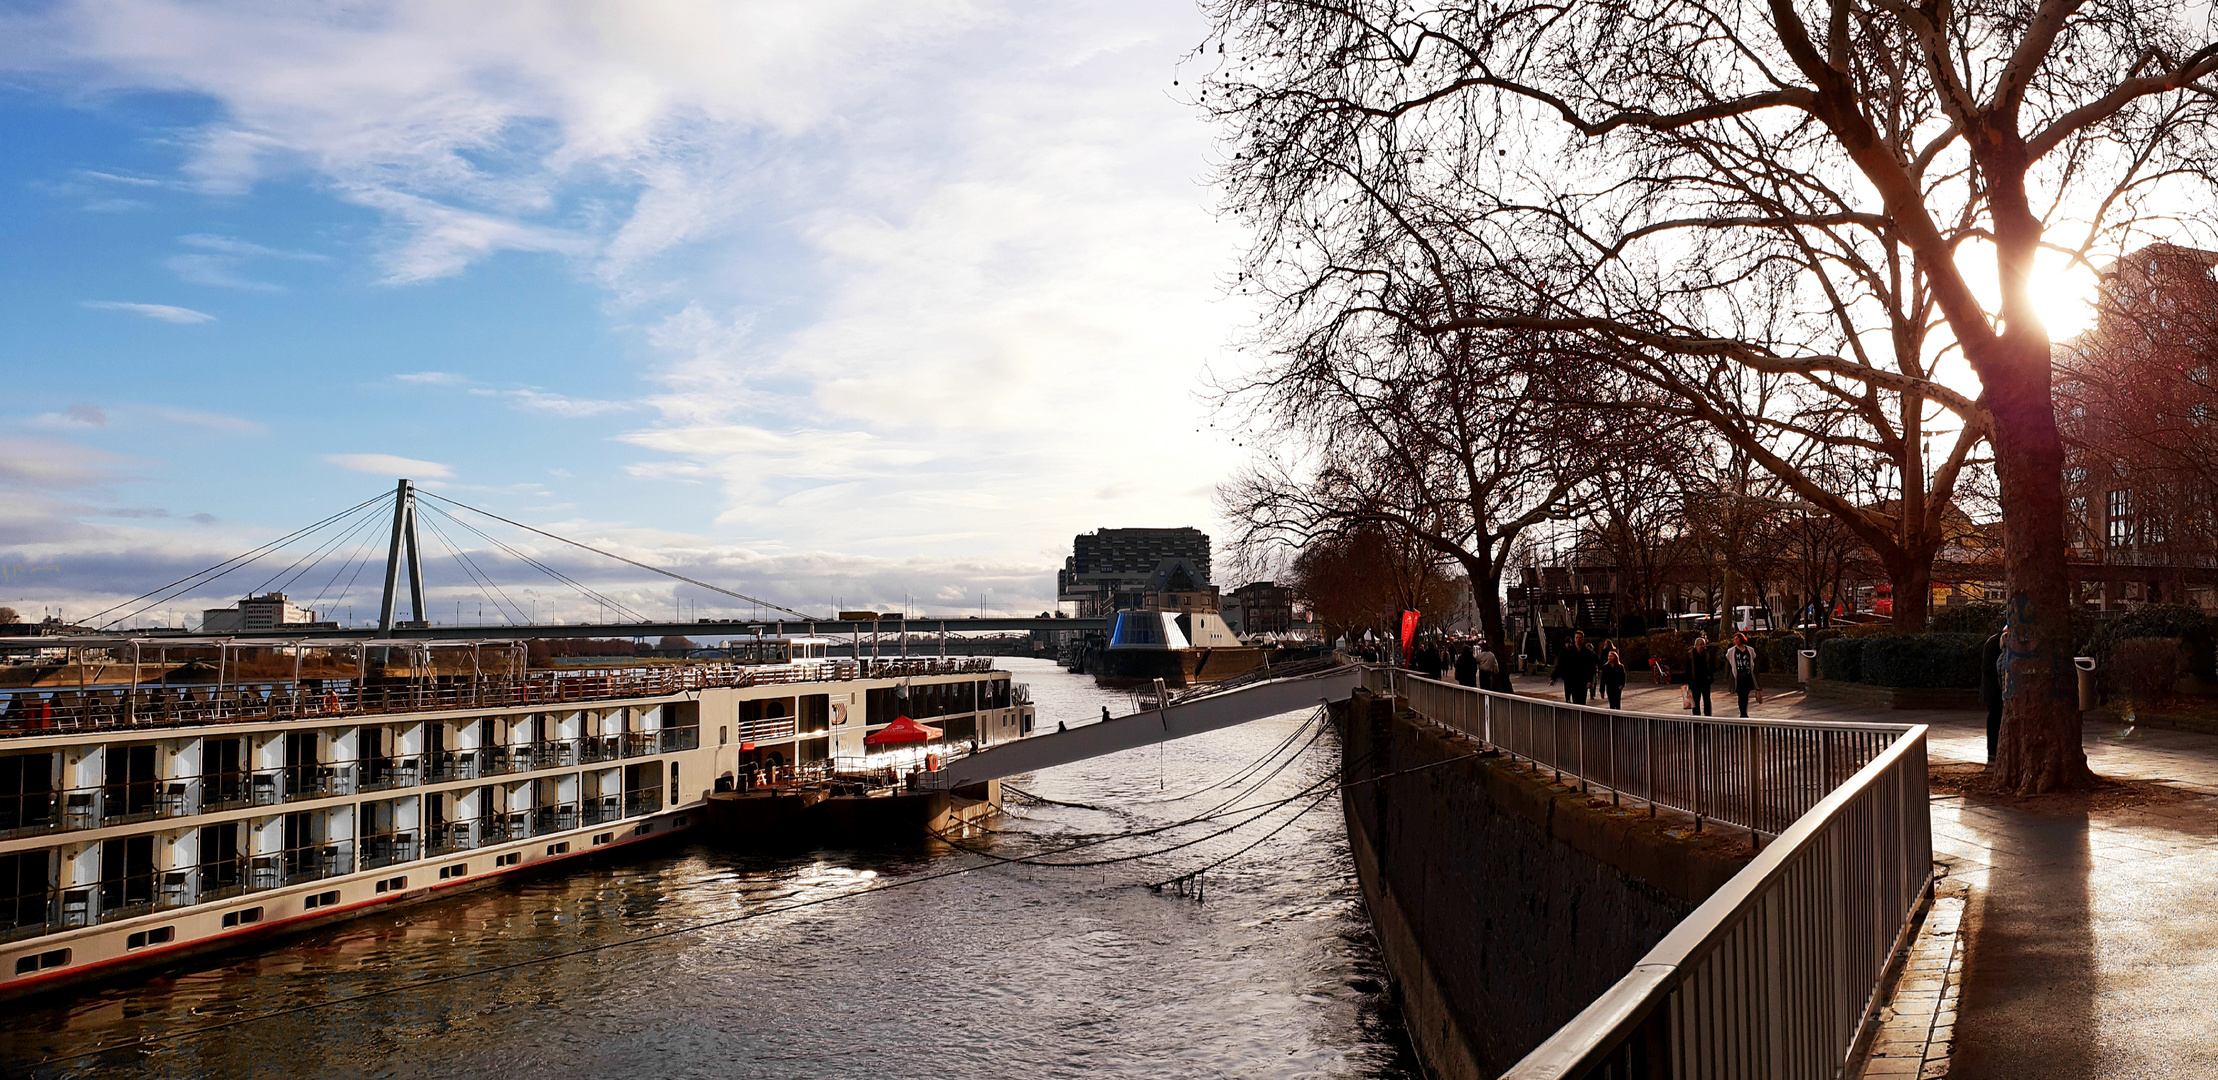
top-left (0, 1), bottom-right (1259, 627)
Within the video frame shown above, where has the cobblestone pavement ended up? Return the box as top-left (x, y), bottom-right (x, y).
top-left (1514, 673), bottom-right (2218, 1079)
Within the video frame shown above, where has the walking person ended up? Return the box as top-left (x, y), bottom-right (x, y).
top-left (1453, 643), bottom-right (1479, 688)
top-left (1725, 632), bottom-right (1760, 717)
top-left (1599, 648), bottom-right (1627, 710)
top-left (1559, 631), bottom-right (1597, 706)
top-left (1686, 635), bottom-right (1715, 716)
top-left (1478, 640), bottom-right (1503, 691)
top-left (1980, 629), bottom-right (2005, 764)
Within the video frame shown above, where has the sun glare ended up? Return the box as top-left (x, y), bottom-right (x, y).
top-left (1955, 240), bottom-right (2103, 342)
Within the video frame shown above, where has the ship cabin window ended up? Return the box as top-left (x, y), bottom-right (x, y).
top-left (126, 926), bottom-right (176, 949)
top-left (546, 843), bottom-right (570, 856)
top-left (438, 863), bottom-right (468, 880)
top-left (0, 753), bottom-right (56, 833)
top-left (374, 877), bottom-right (407, 894)
top-left (633, 823), bottom-right (651, 837)
top-left (592, 832), bottom-right (613, 845)
top-left (674, 816), bottom-right (688, 827)
top-left (14, 948), bottom-right (69, 975)
top-left (496, 853), bottom-right (521, 867)
top-left (302, 891), bottom-right (340, 910)
top-left (221, 907), bottom-right (263, 928)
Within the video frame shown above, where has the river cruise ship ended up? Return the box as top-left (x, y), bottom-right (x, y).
top-left (0, 636), bottom-right (1030, 998)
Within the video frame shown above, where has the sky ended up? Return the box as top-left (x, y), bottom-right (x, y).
top-left (0, 1), bottom-right (1263, 629)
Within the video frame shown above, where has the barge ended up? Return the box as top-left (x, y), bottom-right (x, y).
top-left (0, 636), bottom-right (1029, 999)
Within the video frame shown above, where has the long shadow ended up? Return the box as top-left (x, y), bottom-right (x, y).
top-left (1947, 807), bottom-right (2097, 1079)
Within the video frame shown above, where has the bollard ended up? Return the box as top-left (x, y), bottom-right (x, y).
top-left (2075, 656), bottom-right (2098, 712)
top-left (1798, 649), bottom-right (1817, 683)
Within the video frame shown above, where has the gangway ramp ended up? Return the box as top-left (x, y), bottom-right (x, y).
top-left (939, 665), bottom-right (1366, 787)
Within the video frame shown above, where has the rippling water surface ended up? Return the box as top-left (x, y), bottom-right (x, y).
top-left (4, 658), bottom-right (1417, 1079)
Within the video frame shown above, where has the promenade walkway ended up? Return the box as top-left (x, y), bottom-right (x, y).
top-left (1510, 672), bottom-right (2218, 1079)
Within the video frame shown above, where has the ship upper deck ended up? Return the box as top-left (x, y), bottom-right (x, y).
top-left (0, 638), bottom-right (999, 743)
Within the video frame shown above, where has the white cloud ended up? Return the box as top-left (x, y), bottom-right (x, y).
top-left (467, 387), bottom-right (635, 417)
top-left (153, 408), bottom-right (266, 435)
top-left (10, 0), bottom-right (1266, 610)
top-left (81, 300), bottom-right (215, 323)
top-left (323, 453), bottom-right (454, 479)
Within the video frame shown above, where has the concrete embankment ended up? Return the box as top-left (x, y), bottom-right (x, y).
top-left (1336, 689), bottom-right (1751, 1079)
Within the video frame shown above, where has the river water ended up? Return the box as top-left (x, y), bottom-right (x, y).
top-left (4, 658), bottom-right (1418, 1079)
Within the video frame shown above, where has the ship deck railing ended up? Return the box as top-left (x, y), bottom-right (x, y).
top-left (0, 657), bottom-right (997, 740)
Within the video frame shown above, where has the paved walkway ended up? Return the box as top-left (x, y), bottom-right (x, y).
top-left (1515, 673), bottom-right (2218, 1079)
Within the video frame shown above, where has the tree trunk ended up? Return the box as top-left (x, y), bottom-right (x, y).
top-left (1986, 346), bottom-right (2095, 793)
top-left (1888, 555), bottom-right (1933, 633)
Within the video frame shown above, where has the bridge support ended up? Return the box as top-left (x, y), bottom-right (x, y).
top-left (377, 478), bottom-right (427, 635)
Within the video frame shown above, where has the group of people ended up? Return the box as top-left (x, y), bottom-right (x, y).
top-left (1406, 638), bottom-right (1512, 692)
top-left (1548, 630), bottom-right (1767, 718)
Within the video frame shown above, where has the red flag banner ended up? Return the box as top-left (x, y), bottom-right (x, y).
top-left (1400, 610), bottom-right (1420, 664)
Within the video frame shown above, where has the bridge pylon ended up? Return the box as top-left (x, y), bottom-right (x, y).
top-left (376, 478), bottom-right (428, 634)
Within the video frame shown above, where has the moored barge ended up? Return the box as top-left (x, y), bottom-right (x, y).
top-left (0, 636), bottom-right (1029, 998)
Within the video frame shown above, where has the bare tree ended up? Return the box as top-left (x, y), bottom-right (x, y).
top-left (1291, 524), bottom-right (1461, 644)
top-left (1202, 0), bottom-right (2218, 791)
top-left (2059, 244), bottom-right (2218, 568)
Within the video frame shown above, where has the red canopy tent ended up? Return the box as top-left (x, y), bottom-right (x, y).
top-left (863, 715), bottom-right (943, 747)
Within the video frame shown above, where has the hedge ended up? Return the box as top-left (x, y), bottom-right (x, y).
top-left (1818, 637), bottom-right (1863, 683)
top-left (2083, 604), bottom-right (2214, 678)
top-left (1930, 603), bottom-right (2006, 635)
top-left (1859, 632), bottom-right (1987, 688)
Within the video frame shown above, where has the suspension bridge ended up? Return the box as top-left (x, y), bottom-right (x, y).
top-left (7, 478), bottom-right (1105, 646)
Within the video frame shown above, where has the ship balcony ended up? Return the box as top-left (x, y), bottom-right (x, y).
top-left (580, 796), bottom-right (622, 826)
top-left (532, 804), bottom-right (579, 835)
top-left (357, 756), bottom-right (424, 793)
top-left (359, 830), bottom-right (418, 872)
top-left (622, 790), bottom-right (663, 818)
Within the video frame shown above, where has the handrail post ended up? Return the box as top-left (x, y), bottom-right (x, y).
top-left (1645, 716), bottom-right (1656, 817)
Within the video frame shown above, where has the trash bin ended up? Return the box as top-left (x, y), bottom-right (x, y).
top-left (2075, 656), bottom-right (2097, 711)
top-left (1798, 649), bottom-right (1817, 683)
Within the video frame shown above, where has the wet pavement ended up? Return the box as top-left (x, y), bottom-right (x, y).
top-left (1522, 672), bottom-right (2218, 1080)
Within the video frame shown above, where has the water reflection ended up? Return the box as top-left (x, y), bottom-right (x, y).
top-left (5, 658), bottom-right (1416, 1079)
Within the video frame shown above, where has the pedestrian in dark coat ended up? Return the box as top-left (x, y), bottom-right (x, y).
top-left (1453, 644), bottom-right (1479, 688)
top-left (1980, 631), bottom-right (2004, 764)
top-left (1686, 636), bottom-right (1716, 716)
top-left (1418, 640), bottom-right (1446, 681)
top-left (1599, 649), bottom-right (1627, 710)
top-left (1558, 631), bottom-right (1597, 706)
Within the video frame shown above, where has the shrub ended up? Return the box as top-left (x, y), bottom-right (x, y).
top-left (1930, 603), bottom-right (2006, 636)
top-left (1859, 633), bottom-right (1987, 688)
top-left (1818, 637), bottom-right (1864, 682)
top-left (1760, 634), bottom-right (1810, 675)
top-left (2110, 637), bottom-right (2186, 705)
top-left (2083, 604), bottom-right (2214, 678)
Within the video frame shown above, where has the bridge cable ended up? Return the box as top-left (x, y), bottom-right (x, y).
top-left (419, 501), bottom-right (648, 624)
top-left (419, 490), bottom-right (818, 621)
top-left (416, 510), bottom-right (532, 625)
top-left (85, 490), bottom-right (393, 630)
top-left (240, 498), bottom-right (392, 601)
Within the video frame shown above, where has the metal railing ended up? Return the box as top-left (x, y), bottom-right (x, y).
top-left (1373, 671), bottom-right (1908, 836)
top-left (1367, 670), bottom-right (1931, 1080)
top-left (0, 656), bottom-right (997, 739)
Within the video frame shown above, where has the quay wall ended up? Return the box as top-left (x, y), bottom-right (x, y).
top-left (1336, 690), bottom-right (1750, 1080)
